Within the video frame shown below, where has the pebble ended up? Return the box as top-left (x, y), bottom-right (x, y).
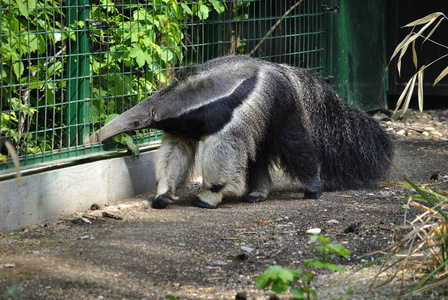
top-left (326, 219), bottom-right (340, 225)
top-left (306, 228), bottom-right (322, 235)
top-left (240, 246), bottom-right (254, 253)
top-left (375, 109), bottom-right (448, 141)
top-left (80, 217), bottom-right (91, 224)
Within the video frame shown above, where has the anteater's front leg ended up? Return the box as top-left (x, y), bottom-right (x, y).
top-left (152, 133), bottom-right (197, 209)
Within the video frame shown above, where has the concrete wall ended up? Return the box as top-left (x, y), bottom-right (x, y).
top-left (0, 150), bottom-right (157, 233)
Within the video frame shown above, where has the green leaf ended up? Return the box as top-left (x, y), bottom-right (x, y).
top-left (256, 265), bottom-right (294, 292)
top-left (303, 259), bottom-right (325, 268)
top-left (325, 263), bottom-right (345, 274)
top-left (328, 243), bottom-right (351, 258)
top-left (16, 0), bottom-right (29, 19)
top-left (196, 4), bottom-right (210, 20)
top-left (180, 3), bottom-right (193, 15)
top-left (12, 61), bottom-right (24, 79)
top-left (159, 48), bottom-right (174, 64)
top-left (135, 55), bottom-right (146, 68)
top-left (309, 235), bottom-right (329, 244)
top-left (292, 288), bottom-right (305, 299)
top-left (45, 84), bottom-right (55, 105)
top-left (25, 34), bottom-right (38, 53)
top-left (292, 268), bottom-right (304, 277)
top-left (209, 0), bottom-right (225, 14)
top-left (120, 135), bottom-right (139, 156)
top-left (155, 15), bottom-right (168, 28)
top-left (20, 77), bottom-right (39, 89)
top-left (271, 280), bottom-right (289, 294)
top-left (255, 274), bottom-right (272, 290)
top-left (104, 114), bottom-right (119, 124)
top-left (133, 8), bottom-right (148, 21)
top-left (129, 44), bottom-right (146, 68)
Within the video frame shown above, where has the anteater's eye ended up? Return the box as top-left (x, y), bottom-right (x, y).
top-left (150, 106), bottom-right (157, 118)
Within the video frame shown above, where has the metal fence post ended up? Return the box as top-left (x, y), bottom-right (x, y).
top-left (66, 0), bottom-right (91, 147)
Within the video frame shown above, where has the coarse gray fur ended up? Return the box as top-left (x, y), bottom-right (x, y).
top-left (90, 55), bottom-right (394, 209)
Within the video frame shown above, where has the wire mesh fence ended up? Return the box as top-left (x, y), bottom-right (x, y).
top-left (1, 0), bottom-right (333, 173)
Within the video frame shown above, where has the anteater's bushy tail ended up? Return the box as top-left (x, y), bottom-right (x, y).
top-left (297, 69), bottom-right (394, 190)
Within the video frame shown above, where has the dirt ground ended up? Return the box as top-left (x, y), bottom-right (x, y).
top-left (1, 110), bottom-right (448, 300)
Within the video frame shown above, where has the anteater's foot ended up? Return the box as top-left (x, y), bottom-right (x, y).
top-left (191, 196), bottom-right (217, 209)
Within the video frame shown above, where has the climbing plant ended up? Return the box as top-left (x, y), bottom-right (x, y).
top-left (0, 0), bottom-right (227, 159)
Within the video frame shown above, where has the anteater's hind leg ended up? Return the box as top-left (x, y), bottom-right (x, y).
top-left (192, 135), bottom-right (248, 209)
top-left (278, 121), bottom-right (322, 199)
top-left (243, 155), bottom-right (272, 203)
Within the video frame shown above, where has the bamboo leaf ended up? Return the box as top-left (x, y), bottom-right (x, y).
top-left (433, 65), bottom-right (448, 86)
top-left (397, 41), bottom-right (410, 76)
top-left (423, 17), bottom-right (444, 45)
top-left (412, 16), bottom-right (440, 41)
top-left (397, 17), bottom-right (440, 57)
top-left (412, 40), bottom-right (418, 69)
top-left (403, 12), bottom-right (442, 27)
top-left (417, 67), bottom-right (424, 112)
top-left (390, 33), bottom-right (412, 62)
top-left (395, 74), bottom-right (417, 117)
top-left (394, 74), bottom-right (414, 116)
top-left (401, 75), bottom-right (417, 117)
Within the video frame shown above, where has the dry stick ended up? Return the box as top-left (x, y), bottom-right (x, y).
top-left (248, 0), bottom-right (305, 56)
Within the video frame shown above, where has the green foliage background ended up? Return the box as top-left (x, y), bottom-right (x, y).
top-left (0, 0), bottom-right (227, 159)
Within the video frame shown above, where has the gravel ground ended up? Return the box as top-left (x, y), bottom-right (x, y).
top-left (1, 108), bottom-right (448, 300)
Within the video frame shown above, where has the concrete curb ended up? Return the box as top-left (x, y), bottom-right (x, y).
top-left (0, 150), bottom-right (157, 232)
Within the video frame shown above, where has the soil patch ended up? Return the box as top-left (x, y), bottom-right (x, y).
top-left (1, 109), bottom-right (448, 300)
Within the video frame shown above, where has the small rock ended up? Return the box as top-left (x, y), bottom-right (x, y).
top-left (424, 127), bottom-right (435, 131)
top-left (141, 200), bottom-right (151, 206)
top-left (80, 217), bottom-right (91, 224)
top-left (90, 203), bottom-right (100, 210)
top-left (4, 263), bottom-right (16, 268)
top-left (327, 219), bottom-right (340, 225)
top-left (306, 228), bottom-right (321, 235)
top-left (240, 246), bottom-right (254, 253)
top-left (212, 260), bottom-right (228, 266)
top-left (379, 191), bottom-right (393, 199)
top-left (396, 129), bottom-right (406, 135)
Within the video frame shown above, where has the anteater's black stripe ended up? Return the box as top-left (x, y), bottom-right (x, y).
top-left (153, 76), bottom-right (258, 140)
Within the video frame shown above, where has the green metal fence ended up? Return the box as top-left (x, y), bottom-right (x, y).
top-left (0, 0), bottom-right (334, 174)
